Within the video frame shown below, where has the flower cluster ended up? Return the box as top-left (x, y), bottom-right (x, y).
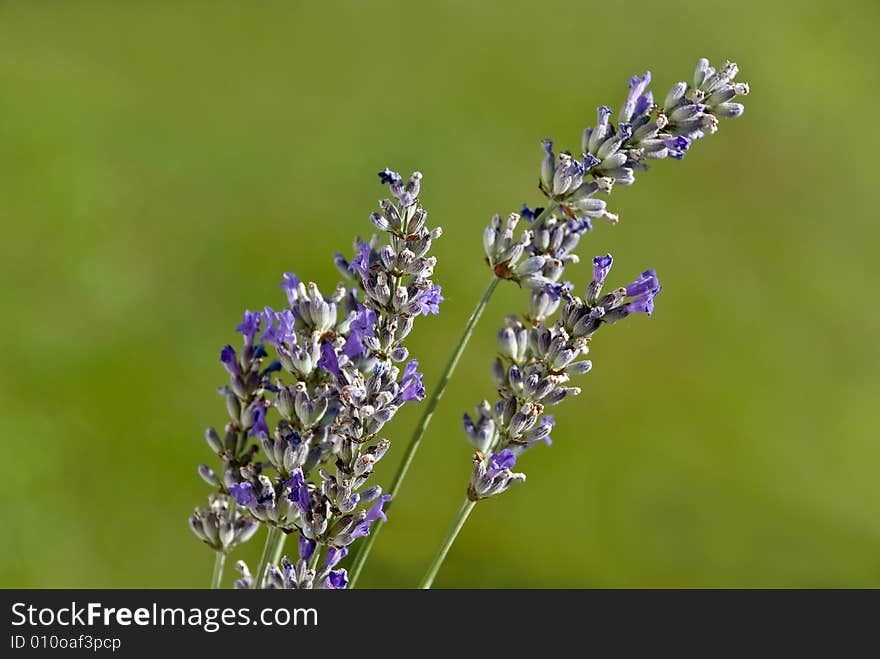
top-left (466, 57), bottom-right (746, 499)
top-left (484, 57), bottom-right (748, 294)
top-left (464, 255), bottom-right (660, 499)
top-left (188, 494), bottom-right (259, 553)
top-left (190, 169), bottom-right (442, 588)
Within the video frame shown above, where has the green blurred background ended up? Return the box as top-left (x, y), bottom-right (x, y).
top-left (2, 0), bottom-right (878, 588)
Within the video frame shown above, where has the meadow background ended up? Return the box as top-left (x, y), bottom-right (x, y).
top-left (1, 0), bottom-right (878, 588)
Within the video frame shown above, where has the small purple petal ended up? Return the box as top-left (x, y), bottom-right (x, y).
top-left (228, 482), bottom-right (257, 508)
top-left (348, 241), bottom-right (372, 280)
top-left (220, 345), bottom-right (238, 375)
top-left (490, 449), bottom-right (517, 471)
top-left (663, 136), bottom-right (692, 151)
top-left (365, 494), bottom-right (392, 524)
top-left (324, 546), bottom-right (349, 569)
top-left (378, 168), bottom-right (402, 185)
top-left (249, 402), bottom-right (269, 439)
top-left (318, 341), bottom-right (340, 378)
top-left (398, 360), bottom-right (425, 402)
top-left (235, 310), bottom-right (261, 345)
top-left (326, 569), bottom-right (348, 590)
top-left (298, 536), bottom-right (316, 562)
top-left (520, 203), bottom-right (541, 223)
top-left (633, 90), bottom-right (654, 118)
top-left (280, 272), bottom-right (300, 305)
top-left (582, 152), bottom-right (601, 170)
top-left (591, 254), bottom-right (613, 286)
top-left (285, 468), bottom-right (309, 514)
top-left (412, 285), bottom-right (444, 316)
top-left (625, 270), bottom-right (659, 297)
top-left (627, 285), bottom-right (662, 316)
top-left (342, 305), bottom-right (377, 358)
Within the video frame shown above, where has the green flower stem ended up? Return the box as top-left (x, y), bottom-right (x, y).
top-left (308, 544), bottom-right (322, 571)
top-left (210, 551), bottom-right (227, 589)
top-left (418, 497), bottom-right (476, 589)
top-left (270, 531), bottom-right (287, 566)
top-left (253, 526), bottom-right (285, 589)
top-left (347, 275), bottom-right (500, 586)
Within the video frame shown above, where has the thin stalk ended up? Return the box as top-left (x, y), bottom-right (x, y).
top-left (270, 532), bottom-right (287, 566)
top-left (210, 551), bottom-right (227, 589)
top-left (347, 276), bottom-right (499, 586)
top-left (308, 545), bottom-right (322, 571)
top-left (418, 497), bottom-right (476, 589)
top-left (253, 526), bottom-right (284, 589)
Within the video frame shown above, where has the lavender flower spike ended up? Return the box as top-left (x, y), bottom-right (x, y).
top-left (193, 168), bottom-right (442, 589)
top-left (459, 255), bottom-right (661, 501)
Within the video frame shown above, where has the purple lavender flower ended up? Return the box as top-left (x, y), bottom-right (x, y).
top-left (260, 307), bottom-right (296, 347)
top-left (544, 281), bottom-right (573, 302)
top-left (248, 402), bottom-right (269, 439)
top-left (286, 468), bottom-right (309, 516)
top-left (663, 136), bottom-right (692, 160)
top-left (633, 90), bottom-right (654, 119)
top-left (349, 494), bottom-right (392, 541)
top-left (349, 240), bottom-right (372, 280)
top-left (520, 203), bottom-right (544, 223)
top-left (489, 449), bottom-right (516, 474)
top-left (592, 254), bottom-right (613, 286)
top-left (342, 305), bottom-right (377, 358)
top-left (581, 152), bottom-right (601, 170)
top-left (468, 449), bottom-right (526, 500)
top-left (324, 546), bottom-right (349, 569)
top-left (236, 310), bottom-right (261, 345)
top-left (280, 272), bottom-right (300, 305)
top-left (378, 168), bottom-right (402, 185)
top-left (317, 341), bottom-right (340, 378)
top-left (228, 482), bottom-right (257, 508)
top-left (326, 570), bottom-right (349, 589)
top-left (398, 360), bottom-right (426, 402)
top-left (365, 494), bottom-right (392, 524)
top-left (620, 71), bottom-right (651, 124)
top-left (298, 535), bottom-right (316, 562)
top-left (625, 270), bottom-right (660, 297)
top-left (567, 217), bottom-right (593, 235)
top-left (412, 285), bottom-right (444, 316)
top-left (626, 286), bottom-right (662, 316)
top-left (220, 345), bottom-right (238, 375)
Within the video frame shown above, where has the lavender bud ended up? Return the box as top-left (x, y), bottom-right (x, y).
top-left (205, 427), bottom-right (223, 454)
top-left (498, 328), bottom-right (518, 359)
top-left (665, 82), bottom-right (688, 109)
top-left (492, 357), bottom-right (506, 386)
top-left (508, 364), bottom-right (523, 390)
top-left (693, 58), bottom-right (711, 88)
top-left (715, 102), bottom-right (745, 118)
top-left (568, 360), bottom-right (593, 375)
top-left (198, 464), bottom-right (220, 487)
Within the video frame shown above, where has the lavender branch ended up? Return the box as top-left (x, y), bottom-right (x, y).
top-left (192, 168), bottom-right (445, 590)
top-left (420, 57), bottom-right (750, 587)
